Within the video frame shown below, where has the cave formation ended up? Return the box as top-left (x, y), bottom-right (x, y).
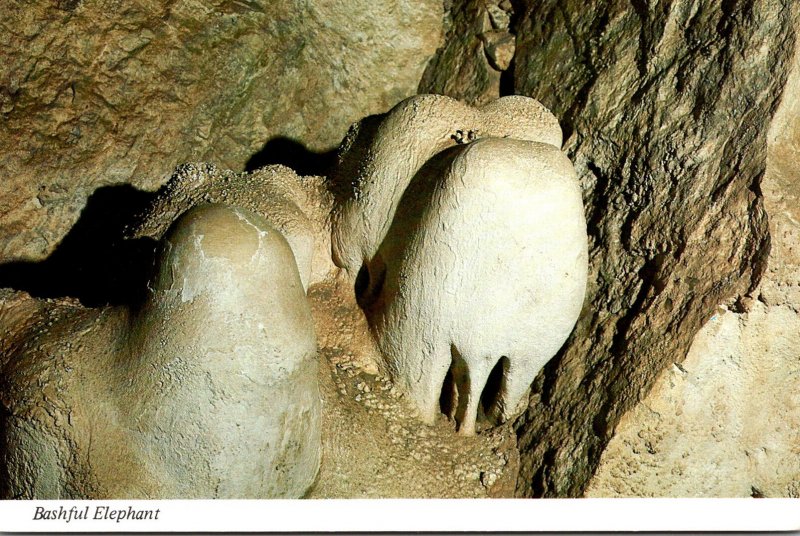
top-left (1, 0), bottom-right (799, 500)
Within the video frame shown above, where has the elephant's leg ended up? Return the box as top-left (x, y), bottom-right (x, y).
top-left (452, 353), bottom-right (495, 436)
top-left (390, 338), bottom-right (453, 426)
top-left (492, 358), bottom-right (537, 424)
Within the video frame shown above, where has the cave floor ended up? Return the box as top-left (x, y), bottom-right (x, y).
top-left (305, 276), bottom-right (520, 498)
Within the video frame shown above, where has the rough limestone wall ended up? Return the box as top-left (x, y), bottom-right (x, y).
top-left (422, 0), bottom-right (798, 496)
top-left (505, 0), bottom-right (800, 497)
top-left (418, 0), bottom-right (515, 105)
top-left (585, 33), bottom-right (800, 498)
top-left (0, 0), bottom-right (442, 262)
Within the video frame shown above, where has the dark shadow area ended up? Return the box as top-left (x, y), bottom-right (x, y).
top-left (499, 57), bottom-right (516, 97)
top-left (448, 344), bottom-right (471, 432)
top-left (439, 365), bottom-right (457, 421)
top-left (245, 136), bottom-right (337, 177)
top-left (0, 185), bottom-right (159, 308)
top-left (354, 263), bottom-right (371, 302)
top-left (354, 254), bottom-right (387, 313)
top-left (479, 356), bottom-right (510, 426)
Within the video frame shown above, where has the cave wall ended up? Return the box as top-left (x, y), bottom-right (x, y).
top-left (586, 32), bottom-right (800, 498)
top-left (2, 0), bottom-right (799, 499)
top-left (419, 0), bottom-right (797, 497)
top-left (0, 0), bottom-right (442, 262)
top-left (506, 0), bottom-right (796, 497)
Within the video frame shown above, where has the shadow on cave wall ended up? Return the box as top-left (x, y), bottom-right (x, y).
top-left (0, 185), bottom-right (159, 308)
top-left (245, 137), bottom-right (337, 177)
top-left (0, 137), bottom-right (340, 309)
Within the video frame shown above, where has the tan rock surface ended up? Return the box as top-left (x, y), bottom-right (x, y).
top-left (0, 0), bottom-right (442, 262)
top-left (366, 138), bottom-right (587, 435)
top-left (1, 202), bottom-right (324, 499)
top-left (131, 163), bottom-right (335, 290)
top-left (418, 0), bottom-right (513, 106)
top-left (505, 0), bottom-right (797, 497)
top-left (586, 32), bottom-right (800, 499)
top-left (585, 300), bottom-right (800, 498)
top-left (4, 0), bottom-right (800, 500)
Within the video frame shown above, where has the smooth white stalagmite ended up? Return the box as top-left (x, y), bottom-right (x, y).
top-left (126, 203), bottom-right (321, 497)
top-left (364, 137), bottom-right (588, 435)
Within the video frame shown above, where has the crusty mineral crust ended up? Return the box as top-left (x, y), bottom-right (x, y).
top-left (131, 163), bottom-right (335, 290)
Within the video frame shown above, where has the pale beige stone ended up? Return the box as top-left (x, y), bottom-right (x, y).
top-left (364, 138), bottom-right (587, 435)
top-left (0, 204), bottom-right (321, 499)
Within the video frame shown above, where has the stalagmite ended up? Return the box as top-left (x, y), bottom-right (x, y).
top-left (360, 137), bottom-right (588, 434)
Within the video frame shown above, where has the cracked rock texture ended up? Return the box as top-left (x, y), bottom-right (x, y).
top-left (419, 0), bottom-right (515, 105)
top-left (0, 0), bottom-right (442, 263)
top-left (495, 0), bottom-right (796, 497)
top-left (586, 32), bottom-right (800, 498)
top-left (427, 0), bottom-right (800, 499)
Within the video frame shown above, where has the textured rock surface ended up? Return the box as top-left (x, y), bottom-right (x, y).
top-left (306, 276), bottom-right (521, 498)
top-left (586, 35), bottom-right (800, 499)
top-left (584, 301), bottom-right (800, 498)
top-left (129, 204), bottom-right (322, 498)
top-left (420, 0), bottom-right (800, 498)
top-left (4, 0), bottom-right (799, 496)
top-left (0, 0), bottom-right (442, 262)
top-left (418, 0), bottom-right (514, 105)
top-left (502, 0), bottom-right (797, 497)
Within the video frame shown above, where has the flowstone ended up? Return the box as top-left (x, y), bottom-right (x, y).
top-left (0, 95), bottom-right (586, 497)
top-left (0, 203), bottom-right (321, 499)
top-left (363, 138), bottom-right (587, 434)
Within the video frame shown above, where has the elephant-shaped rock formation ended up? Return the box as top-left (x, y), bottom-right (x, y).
top-left (333, 95), bottom-right (588, 435)
top-left (360, 137), bottom-right (588, 434)
top-left (0, 94), bottom-right (586, 497)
